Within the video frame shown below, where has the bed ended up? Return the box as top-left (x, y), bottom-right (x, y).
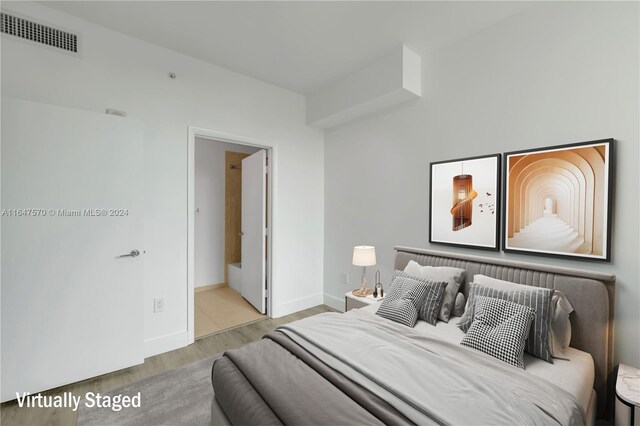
top-left (211, 247), bottom-right (615, 425)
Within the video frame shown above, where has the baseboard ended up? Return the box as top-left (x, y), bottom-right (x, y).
top-left (271, 293), bottom-right (323, 318)
top-left (195, 282), bottom-right (227, 293)
top-left (144, 330), bottom-right (189, 358)
top-left (323, 293), bottom-right (345, 312)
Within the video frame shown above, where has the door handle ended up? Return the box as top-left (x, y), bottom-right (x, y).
top-left (119, 249), bottom-right (140, 258)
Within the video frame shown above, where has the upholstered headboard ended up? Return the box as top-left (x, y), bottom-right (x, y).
top-left (394, 246), bottom-right (616, 417)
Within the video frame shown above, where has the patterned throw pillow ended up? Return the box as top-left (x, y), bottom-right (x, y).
top-left (377, 273), bottom-right (446, 327)
top-left (377, 299), bottom-right (420, 327)
top-left (403, 261), bottom-right (466, 322)
top-left (472, 274), bottom-right (574, 359)
top-left (458, 282), bottom-right (554, 363)
top-left (393, 271), bottom-right (447, 325)
top-left (461, 296), bottom-right (534, 369)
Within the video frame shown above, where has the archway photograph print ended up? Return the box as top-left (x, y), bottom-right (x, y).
top-left (429, 153), bottom-right (501, 251)
top-left (503, 139), bottom-right (614, 261)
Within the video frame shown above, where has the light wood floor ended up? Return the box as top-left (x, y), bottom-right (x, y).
top-left (195, 286), bottom-right (265, 338)
top-left (0, 304), bottom-right (336, 426)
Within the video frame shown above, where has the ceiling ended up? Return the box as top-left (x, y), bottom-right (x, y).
top-left (41, 1), bottom-right (532, 94)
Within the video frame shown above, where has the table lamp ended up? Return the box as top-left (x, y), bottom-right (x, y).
top-left (352, 245), bottom-right (376, 297)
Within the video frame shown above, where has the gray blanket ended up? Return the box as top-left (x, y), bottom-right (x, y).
top-left (279, 310), bottom-right (585, 425)
top-left (213, 311), bottom-right (585, 425)
top-left (214, 334), bottom-right (401, 425)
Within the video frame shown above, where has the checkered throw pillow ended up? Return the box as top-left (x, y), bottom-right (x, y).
top-left (376, 272), bottom-right (447, 326)
top-left (461, 296), bottom-right (534, 369)
top-left (458, 282), bottom-right (554, 363)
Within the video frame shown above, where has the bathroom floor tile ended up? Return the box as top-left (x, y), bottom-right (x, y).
top-left (195, 286), bottom-right (266, 339)
top-left (195, 306), bottom-right (222, 338)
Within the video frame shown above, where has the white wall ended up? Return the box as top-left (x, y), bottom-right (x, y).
top-left (194, 138), bottom-right (259, 288)
top-left (323, 2), bottom-right (640, 367)
top-left (1, 2), bottom-right (324, 357)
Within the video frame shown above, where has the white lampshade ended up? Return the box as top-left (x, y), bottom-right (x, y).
top-left (352, 245), bottom-right (376, 266)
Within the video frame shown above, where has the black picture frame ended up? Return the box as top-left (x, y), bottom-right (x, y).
top-left (502, 138), bottom-right (614, 262)
top-left (429, 153), bottom-right (501, 251)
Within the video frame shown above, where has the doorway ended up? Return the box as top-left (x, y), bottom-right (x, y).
top-left (188, 128), bottom-right (273, 342)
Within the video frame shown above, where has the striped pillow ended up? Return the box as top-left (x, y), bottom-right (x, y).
top-left (385, 272), bottom-right (447, 325)
top-left (377, 273), bottom-right (446, 326)
top-left (458, 282), bottom-right (554, 363)
top-left (471, 274), bottom-right (574, 358)
top-left (403, 261), bottom-right (466, 322)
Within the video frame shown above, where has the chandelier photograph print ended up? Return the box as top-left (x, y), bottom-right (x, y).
top-left (429, 154), bottom-right (501, 251)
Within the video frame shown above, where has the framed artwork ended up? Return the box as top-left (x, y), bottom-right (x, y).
top-left (429, 154), bottom-right (501, 251)
top-left (503, 139), bottom-right (614, 262)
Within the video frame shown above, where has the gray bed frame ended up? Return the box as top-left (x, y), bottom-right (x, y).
top-left (394, 246), bottom-right (616, 418)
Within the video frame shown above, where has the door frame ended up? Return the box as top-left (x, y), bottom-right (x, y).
top-left (187, 126), bottom-right (274, 344)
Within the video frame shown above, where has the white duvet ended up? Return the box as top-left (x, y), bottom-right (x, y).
top-left (359, 303), bottom-right (595, 413)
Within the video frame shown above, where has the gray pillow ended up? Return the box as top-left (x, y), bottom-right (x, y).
top-left (461, 296), bottom-right (534, 369)
top-left (378, 273), bottom-right (446, 326)
top-left (403, 260), bottom-right (466, 322)
top-left (458, 282), bottom-right (554, 363)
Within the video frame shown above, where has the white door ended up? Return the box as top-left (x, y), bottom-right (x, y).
top-left (1, 98), bottom-right (144, 402)
top-left (241, 150), bottom-right (266, 313)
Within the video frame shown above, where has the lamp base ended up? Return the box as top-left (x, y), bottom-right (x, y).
top-left (352, 288), bottom-right (374, 297)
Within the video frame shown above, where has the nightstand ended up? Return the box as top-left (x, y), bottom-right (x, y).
top-left (616, 364), bottom-right (640, 426)
top-left (344, 291), bottom-right (383, 312)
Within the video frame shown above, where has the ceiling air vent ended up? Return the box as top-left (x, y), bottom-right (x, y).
top-left (1, 11), bottom-right (78, 53)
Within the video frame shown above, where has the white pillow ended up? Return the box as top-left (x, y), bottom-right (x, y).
top-left (472, 274), bottom-right (574, 357)
top-left (452, 292), bottom-right (466, 317)
top-left (404, 260), bottom-right (465, 322)
top-left (549, 293), bottom-right (573, 356)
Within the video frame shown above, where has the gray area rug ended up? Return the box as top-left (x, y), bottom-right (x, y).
top-left (77, 354), bottom-right (230, 426)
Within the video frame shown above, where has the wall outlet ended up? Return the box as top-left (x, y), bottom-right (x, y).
top-left (154, 297), bottom-right (165, 313)
top-left (341, 272), bottom-right (349, 286)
